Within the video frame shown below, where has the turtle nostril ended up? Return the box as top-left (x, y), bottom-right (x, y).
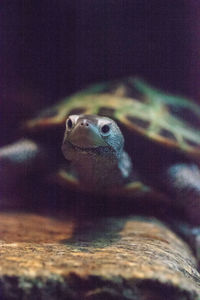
top-left (80, 121), bottom-right (89, 127)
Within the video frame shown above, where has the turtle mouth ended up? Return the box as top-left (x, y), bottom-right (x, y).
top-left (69, 140), bottom-right (98, 151)
top-left (68, 140), bottom-right (114, 155)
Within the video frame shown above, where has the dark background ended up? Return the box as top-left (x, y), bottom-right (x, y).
top-left (1, 0), bottom-right (200, 145)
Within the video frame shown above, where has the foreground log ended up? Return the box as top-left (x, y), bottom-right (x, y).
top-left (0, 212), bottom-right (199, 299)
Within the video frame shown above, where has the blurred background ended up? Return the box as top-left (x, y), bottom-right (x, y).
top-left (1, 0), bottom-right (200, 145)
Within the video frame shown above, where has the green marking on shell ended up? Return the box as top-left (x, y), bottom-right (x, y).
top-left (133, 77), bottom-right (200, 112)
top-left (27, 77), bottom-right (200, 157)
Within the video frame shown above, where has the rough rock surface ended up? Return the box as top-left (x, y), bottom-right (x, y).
top-left (0, 212), bottom-right (199, 300)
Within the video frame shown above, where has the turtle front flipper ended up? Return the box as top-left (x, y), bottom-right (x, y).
top-left (0, 139), bottom-right (47, 194)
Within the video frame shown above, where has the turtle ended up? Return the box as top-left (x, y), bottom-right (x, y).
top-left (1, 77), bottom-right (200, 258)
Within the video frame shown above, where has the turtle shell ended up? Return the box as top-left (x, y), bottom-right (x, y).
top-left (25, 77), bottom-right (200, 159)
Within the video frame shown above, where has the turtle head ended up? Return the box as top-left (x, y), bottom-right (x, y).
top-left (62, 114), bottom-right (124, 161)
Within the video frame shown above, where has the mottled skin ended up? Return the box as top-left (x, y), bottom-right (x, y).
top-left (62, 115), bottom-right (132, 190)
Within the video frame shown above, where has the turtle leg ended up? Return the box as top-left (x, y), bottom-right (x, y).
top-left (0, 139), bottom-right (47, 193)
top-left (166, 163), bottom-right (200, 225)
top-left (164, 163), bottom-right (200, 266)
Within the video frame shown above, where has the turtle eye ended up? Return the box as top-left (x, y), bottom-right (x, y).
top-left (101, 124), bottom-right (110, 135)
top-left (66, 118), bottom-right (73, 130)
